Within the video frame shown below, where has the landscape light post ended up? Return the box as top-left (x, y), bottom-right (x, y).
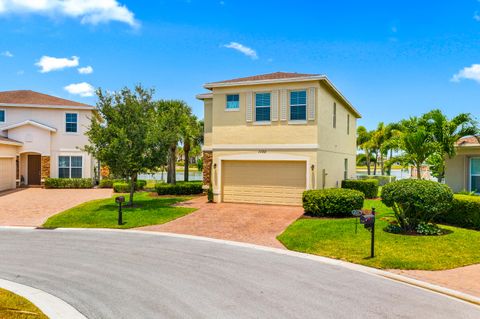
top-left (115, 196), bottom-right (125, 225)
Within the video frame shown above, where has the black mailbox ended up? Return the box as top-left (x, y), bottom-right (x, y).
top-left (115, 196), bottom-right (125, 204)
top-left (115, 196), bottom-right (125, 225)
top-left (360, 214), bottom-right (375, 227)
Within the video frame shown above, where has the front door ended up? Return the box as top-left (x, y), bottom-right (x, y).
top-left (28, 155), bottom-right (41, 185)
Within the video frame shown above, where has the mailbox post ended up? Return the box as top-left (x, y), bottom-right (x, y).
top-left (115, 196), bottom-right (125, 225)
top-left (352, 207), bottom-right (376, 258)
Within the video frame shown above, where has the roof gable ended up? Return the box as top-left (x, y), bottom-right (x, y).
top-left (1, 120), bottom-right (57, 132)
top-left (0, 90), bottom-right (93, 109)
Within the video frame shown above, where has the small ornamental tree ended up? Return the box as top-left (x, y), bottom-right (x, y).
top-left (381, 179), bottom-right (453, 232)
top-left (85, 86), bottom-right (168, 206)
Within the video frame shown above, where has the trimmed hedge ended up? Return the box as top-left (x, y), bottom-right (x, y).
top-left (302, 188), bottom-right (365, 217)
top-left (105, 179), bottom-right (147, 192)
top-left (99, 179), bottom-right (123, 188)
top-left (341, 179), bottom-right (378, 199)
top-left (358, 175), bottom-right (396, 186)
top-left (112, 180), bottom-right (147, 193)
top-left (155, 181), bottom-right (203, 195)
top-left (435, 194), bottom-right (480, 230)
top-left (44, 178), bottom-right (93, 189)
top-left (381, 179), bottom-right (453, 232)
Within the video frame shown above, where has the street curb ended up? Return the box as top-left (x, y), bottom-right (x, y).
top-left (2, 226), bottom-right (480, 308)
top-left (0, 278), bottom-right (86, 319)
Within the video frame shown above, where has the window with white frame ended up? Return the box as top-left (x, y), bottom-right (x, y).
top-left (290, 90), bottom-right (307, 121)
top-left (255, 92), bottom-right (271, 122)
top-left (471, 158), bottom-right (480, 194)
top-left (226, 94), bottom-right (239, 110)
top-left (59, 156), bottom-right (82, 178)
top-left (65, 113), bottom-right (78, 133)
top-left (0, 109), bottom-right (5, 123)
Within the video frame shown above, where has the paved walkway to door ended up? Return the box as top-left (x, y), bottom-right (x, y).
top-left (0, 188), bottom-right (113, 226)
top-left (138, 196), bottom-right (304, 248)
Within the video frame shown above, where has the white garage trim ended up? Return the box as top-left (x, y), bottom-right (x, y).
top-left (216, 153), bottom-right (311, 202)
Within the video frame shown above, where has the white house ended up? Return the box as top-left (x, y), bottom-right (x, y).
top-left (0, 90), bottom-right (96, 191)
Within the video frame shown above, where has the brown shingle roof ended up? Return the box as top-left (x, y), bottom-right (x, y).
top-left (209, 72), bottom-right (320, 84)
top-left (457, 136), bottom-right (480, 146)
top-left (0, 90), bottom-right (91, 107)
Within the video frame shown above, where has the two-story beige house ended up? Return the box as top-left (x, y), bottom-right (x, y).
top-left (0, 90), bottom-right (96, 191)
top-left (197, 72), bottom-right (361, 205)
top-left (445, 136), bottom-right (480, 194)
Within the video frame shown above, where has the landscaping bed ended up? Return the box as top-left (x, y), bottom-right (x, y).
top-left (0, 288), bottom-right (48, 319)
top-left (278, 199), bottom-right (480, 270)
top-left (43, 192), bottom-right (195, 229)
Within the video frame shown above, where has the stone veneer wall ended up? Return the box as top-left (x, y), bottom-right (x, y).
top-left (41, 156), bottom-right (50, 180)
top-left (202, 151), bottom-right (212, 187)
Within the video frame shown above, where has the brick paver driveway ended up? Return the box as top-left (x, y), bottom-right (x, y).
top-left (0, 188), bottom-right (113, 227)
top-left (139, 196), bottom-right (304, 248)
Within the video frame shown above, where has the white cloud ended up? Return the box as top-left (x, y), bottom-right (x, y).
top-left (78, 65), bottom-right (93, 74)
top-left (0, 0), bottom-right (138, 27)
top-left (1, 50), bottom-right (13, 57)
top-left (475, 11), bottom-right (480, 21)
top-left (64, 82), bottom-right (95, 97)
top-left (451, 64), bottom-right (480, 83)
top-left (223, 42), bottom-right (258, 59)
top-left (35, 55), bottom-right (79, 73)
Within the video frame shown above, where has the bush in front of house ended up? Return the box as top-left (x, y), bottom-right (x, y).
top-left (381, 179), bottom-right (453, 233)
top-left (358, 175), bottom-right (396, 186)
top-left (113, 182), bottom-right (130, 193)
top-left (105, 179), bottom-right (147, 191)
top-left (155, 181), bottom-right (203, 195)
top-left (44, 178), bottom-right (93, 189)
top-left (341, 179), bottom-right (379, 199)
top-left (99, 179), bottom-right (123, 188)
top-left (302, 188), bottom-right (365, 217)
top-left (435, 194), bottom-right (480, 230)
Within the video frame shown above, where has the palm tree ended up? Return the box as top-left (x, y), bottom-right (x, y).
top-left (181, 116), bottom-right (202, 182)
top-left (357, 126), bottom-right (374, 175)
top-left (422, 109), bottom-right (479, 181)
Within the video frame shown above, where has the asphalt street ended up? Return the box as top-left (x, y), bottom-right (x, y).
top-left (0, 228), bottom-right (478, 319)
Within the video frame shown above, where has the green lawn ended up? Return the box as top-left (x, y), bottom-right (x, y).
top-left (43, 192), bottom-right (195, 229)
top-left (278, 199), bottom-right (480, 270)
top-left (0, 288), bottom-right (48, 319)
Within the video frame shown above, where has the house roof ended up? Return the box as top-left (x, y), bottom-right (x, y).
top-left (201, 72), bottom-right (361, 118)
top-left (456, 136), bottom-right (480, 147)
top-left (0, 136), bottom-right (23, 146)
top-left (0, 90), bottom-right (93, 109)
top-left (1, 120), bottom-right (57, 132)
top-left (195, 93), bottom-right (213, 100)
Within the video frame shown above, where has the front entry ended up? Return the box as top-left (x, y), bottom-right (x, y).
top-left (27, 155), bottom-right (41, 185)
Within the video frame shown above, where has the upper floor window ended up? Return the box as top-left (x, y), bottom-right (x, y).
top-left (347, 114), bottom-right (350, 135)
top-left (333, 102), bottom-right (337, 128)
top-left (65, 113), bottom-right (78, 133)
top-left (0, 110), bottom-right (5, 123)
top-left (290, 90), bottom-right (307, 121)
top-left (226, 94), bottom-right (240, 110)
top-left (255, 92), bottom-right (271, 122)
top-left (59, 156), bottom-right (82, 178)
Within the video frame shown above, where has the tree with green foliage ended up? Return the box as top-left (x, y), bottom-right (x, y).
top-left (85, 86), bottom-right (168, 206)
top-left (181, 116), bottom-right (202, 182)
top-left (356, 126), bottom-right (374, 175)
top-left (422, 109), bottom-right (479, 182)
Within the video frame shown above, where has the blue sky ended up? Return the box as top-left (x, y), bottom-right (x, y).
top-left (1, 0), bottom-right (480, 129)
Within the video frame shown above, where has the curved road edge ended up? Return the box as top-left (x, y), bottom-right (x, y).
top-left (0, 277), bottom-right (87, 319)
top-left (3, 225), bottom-right (480, 308)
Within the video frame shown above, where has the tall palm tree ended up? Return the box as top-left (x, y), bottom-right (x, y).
top-left (181, 116), bottom-right (202, 181)
top-left (422, 109), bottom-right (479, 181)
top-left (357, 126), bottom-right (374, 175)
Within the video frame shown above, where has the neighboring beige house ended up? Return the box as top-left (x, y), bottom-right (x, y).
top-left (0, 90), bottom-right (96, 191)
top-left (445, 136), bottom-right (480, 194)
top-left (197, 72), bottom-right (361, 205)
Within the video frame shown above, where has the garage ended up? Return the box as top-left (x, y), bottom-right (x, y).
top-left (0, 157), bottom-right (15, 191)
top-left (222, 160), bottom-right (307, 205)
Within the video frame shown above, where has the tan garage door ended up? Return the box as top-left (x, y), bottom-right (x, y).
top-left (222, 160), bottom-right (306, 205)
top-left (0, 158), bottom-right (15, 191)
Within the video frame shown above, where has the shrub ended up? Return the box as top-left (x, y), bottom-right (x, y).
top-left (197, 158), bottom-right (203, 171)
top-left (207, 185), bottom-right (214, 202)
top-left (341, 179), bottom-right (378, 199)
top-left (155, 181), bottom-right (203, 195)
top-left (302, 188), bottom-right (365, 217)
top-left (44, 178), bottom-right (93, 189)
top-left (381, 179), bottom-right (453, 232)
top-left (113, 182), bottom-right (130, 193)
top-left (99, 179), bottom-right (123, 188)
top-left (435, 194), bottom-right (480, 230)
top-left (358, 175), bottom-right (396, 186)
top-left (136, 180), bottom-right (147, 190)
top-left (416, 222), bottom-right (442, 236)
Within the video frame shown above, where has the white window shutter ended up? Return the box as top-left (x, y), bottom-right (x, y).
top-left (280, 89), bottom-right (287, 121)
top-left (271, 90), bottom-right (279, 121)
top-left (307, 87), bottom-right (316, 120)
top-left (246, 92), bottom-right (253, 122)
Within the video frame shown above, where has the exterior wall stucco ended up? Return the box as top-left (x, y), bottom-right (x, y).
top-left (445, 147), bottom-right (480, 193)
